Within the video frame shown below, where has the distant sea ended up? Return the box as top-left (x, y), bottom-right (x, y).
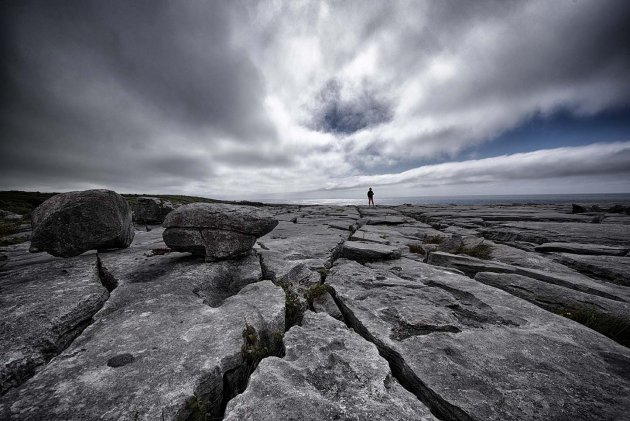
top-left (263, 193), bottom-right (630, 206)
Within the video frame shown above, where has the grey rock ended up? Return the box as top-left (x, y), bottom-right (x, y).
top-left (350, 230), bottom-right (391, 244)
top-left (312, 291), bottom-right (343, 320)
top-left (0, 256), bottom-right (109, 395)
top-left (162, 203), bottom-right (278, 260)
top-left (328, 258), bottom-right (630, 421)
top-left (427, 251), bottom-right (630, 303)
top-left (474, 272), bottom-right (630, 346)
top-left (224, 312), bottom-right (436, 421)
top-left (341, 241), bottom-right (401, 263)
top-left (554, 253), bottom-right (630, 286)
top-left (29, 189), bottom-right (134, 257)
top-left (572, 203), bottom-right (586, 213)
top-left (131, 197), bottom-right (175, 224)
top-left (437, 234), bottom-right (463, 253)
top-left (481, 221), bottom-right (630, 246)
top-left (0, 270), bottom-right (285, 421)
top-left (535, 242), bottom-right (629, 256)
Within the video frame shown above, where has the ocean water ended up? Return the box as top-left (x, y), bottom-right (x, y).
top-left (263, 193), bottom-right (630, 206)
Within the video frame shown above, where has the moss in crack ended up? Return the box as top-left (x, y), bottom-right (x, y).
top-left (182, 393), bottom-right (208, 421)
top-left (316, 267), bottom-right (329, 282)
top-left (408, 244), bottom-right (425, 255)
top-left (457, 243), bottom-right (493, 260)
top-left (305, 283), bottom-right (330, 309)
top-left (423, 235), bottom-right (445, 244)
top-left (555, 308), bottom-right (630, 348)
top-left (277, 281), bottom-right (306, 328)
top-left (241, 323), bottom-right (285, 373)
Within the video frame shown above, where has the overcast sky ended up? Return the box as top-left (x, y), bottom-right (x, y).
top-left (2, 0), bottom-right (630, 199)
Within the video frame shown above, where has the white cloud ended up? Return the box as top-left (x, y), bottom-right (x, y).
top-left (1, 0), bottom-right (629, 198)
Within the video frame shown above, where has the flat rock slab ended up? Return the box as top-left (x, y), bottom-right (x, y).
top-left (0, 255), bottom-right (109, 395)
top-left (328, 258), bottom-right (630, 421)
top-left (553, 253), bottom-right (630, 286)
top-left (474, 272), bottom-right (630, 346)
top-left (481, 221), bottom-right (630, 246)
top-left (483, 241), bottom-right (580, 274)
top-left (0, 253), bottom-right (285, 420)
top-left (341, 241), bottom-right (401, 263)
top-left (224, 312), bottom-right (436, 421)
top-left (535, 242), bottom-right (629, 256)
top-left (427, 251), bottom-right (630, 303)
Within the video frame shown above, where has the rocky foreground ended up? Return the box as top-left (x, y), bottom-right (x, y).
top-left (1, 200), bottom-right (630, 420)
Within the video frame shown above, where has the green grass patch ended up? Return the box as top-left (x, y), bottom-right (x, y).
top-left (241, 323), bottom-right (285, 372)
top-left (276, 281), bottom-right (306, 329)
top-left (305, 283), bottom-right (329, 308)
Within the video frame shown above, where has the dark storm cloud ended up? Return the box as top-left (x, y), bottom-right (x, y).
top-left (1, 0), bottom-right (630, 196)
top-left (308, 79), bottom-right (392, 135)
top-left (0, 0), bottom-right (276, 191)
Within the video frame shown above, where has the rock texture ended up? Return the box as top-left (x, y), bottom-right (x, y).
top-left (534, 242), bottom-right (629, 256)
top-left (225, 312), bottom-right (436, 420)
top-left (29, 189), bottom-right (134, 257)
top-left (553, 253), bottom-right (630, 286)
top-left (328, 258), bottom-right (630, 421)
top-left (0, 256), bottom-right (109, 395)
top-left (0, 233), bottom-right (285, 420)
top-left (474, 272), bottom-right (630, 346)
top-left (131, 197), bottom-right (175, 225)
top-left (341, 241), bottom-right (402, 263)
top-left (3, 201), bottom-right (630, 421)
top-left (163, 203), bottom-right (278, 261)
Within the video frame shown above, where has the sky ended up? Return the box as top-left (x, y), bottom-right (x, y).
top-left (1, 0), bottom-right (630, 200)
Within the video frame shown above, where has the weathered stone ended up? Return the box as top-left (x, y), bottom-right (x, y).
top-left (0, 255), bottom-right (109, 395)
top-left (481, 221), bottom-right (630, 246)
top-left (437, 234), bottom-right (463, 253)
top-left (224, 312), bottom-right (436, 421)
top-left (350, 229), bottom-right (391, 244)
top-left (553, 253), bottom-right (630, 286)
top-left (311, 291), bottom-right (343, 320)
top-left (131, 197), bottom-right (175, 224)
top-left (535, 242), bottom-right (629, 256)
top-left (328, 258), bottom-right (630, 421)
top-left (341, 241), bottom-right (401, 263)
top-left (474, 272), bottom-right (630, 346)
top-left (427, 251), bottom-right (630, 302)
top-left (0, 270), bottom-right (284, 421)
top-left (162, 203), bottom-right (278, 260)
top-left (29, 189), bottom-right (134, 257)
top-left (572, 204), bottom-right (586, 213)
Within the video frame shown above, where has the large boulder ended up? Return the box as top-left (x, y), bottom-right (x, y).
top-left (29, 190), bottom-right (134, 257)
top-left (131, 197), bottom-right (175, 225)
top-left (162, 203), bottom-right (278, 261)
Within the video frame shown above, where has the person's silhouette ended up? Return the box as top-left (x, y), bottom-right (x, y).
top-left (367, 187), bottom-right (374, 206)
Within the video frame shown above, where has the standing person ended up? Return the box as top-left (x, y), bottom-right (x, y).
top-left (367, 187), bottom-right (374, 206)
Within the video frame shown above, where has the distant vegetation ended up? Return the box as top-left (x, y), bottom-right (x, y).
top-left (0, 190), bottom-right (229, 220)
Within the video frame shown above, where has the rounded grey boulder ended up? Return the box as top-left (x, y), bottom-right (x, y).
top-left (131, 196), bottom-right (175, 224)
top-left (29, 189), bottom-right (135, 257)
top-left (162, 203), bottom-right (278, 261)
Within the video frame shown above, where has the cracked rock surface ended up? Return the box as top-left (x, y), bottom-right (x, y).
top-left (328, 258), bottom-right (630, 421)
top-left (2, 201), bottom-right (630, 421)
top-left (224, 311), bottom-right (436, 421)
top-left (0, 255), bottom-right (109, 395)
